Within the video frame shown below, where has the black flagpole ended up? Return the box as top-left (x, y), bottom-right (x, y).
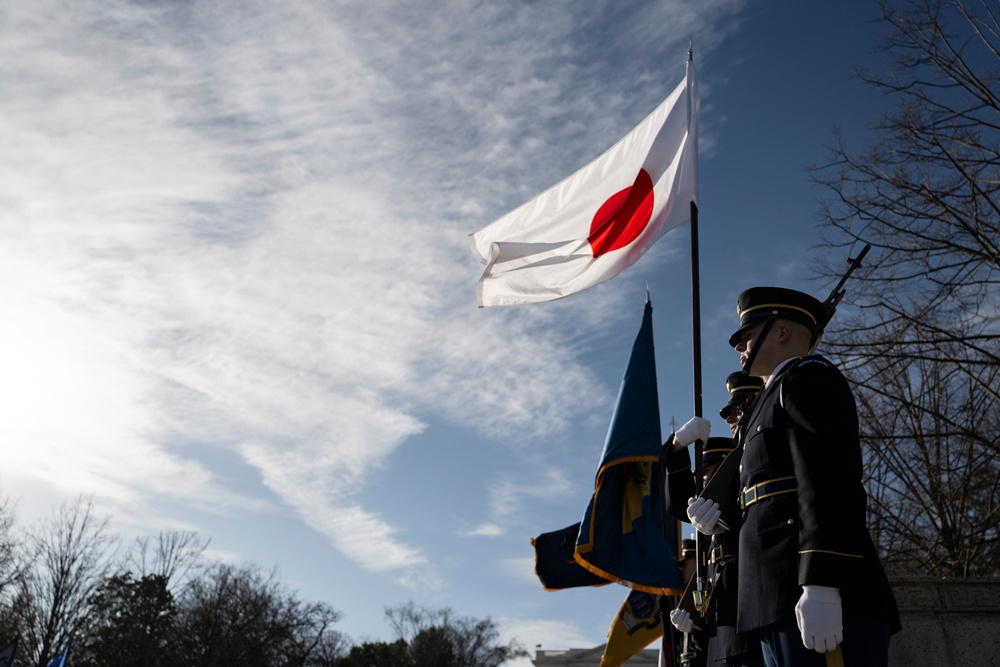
top-left (690, 200), bottom-right (702, 419)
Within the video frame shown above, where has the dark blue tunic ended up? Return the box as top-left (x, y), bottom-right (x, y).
top-left (735, 356), bottom-right (901, 635)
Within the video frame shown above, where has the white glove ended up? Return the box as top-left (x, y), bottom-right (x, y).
top-left (669, 608), bottom-right (693, 634)
top-left (795, 585), bottom-right (843, 653)
top-left (686, 497), bottom-right (723, 535)
top-left (672, 417), bottom-right (711, 450)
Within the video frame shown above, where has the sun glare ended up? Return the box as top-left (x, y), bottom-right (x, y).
top-left (0, 288), bottom-right (135, 456)
top-left (0, 313), bottom-right (90, 438)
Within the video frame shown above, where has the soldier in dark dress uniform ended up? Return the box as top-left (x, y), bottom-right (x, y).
top-left (697, 286), bottom-right (900, 667)
top-left (665, 375), bottom-right (765, 667)
top-left (719, 371), bottom-right (763, 435)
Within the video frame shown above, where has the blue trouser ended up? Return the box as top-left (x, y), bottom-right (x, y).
top-left (758, 616), bottom-right (891, 667)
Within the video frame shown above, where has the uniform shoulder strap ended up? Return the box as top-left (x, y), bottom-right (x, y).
top-left (774, 356), bottom-right (803, 410)
top-left (776, 355), bottom-right (827, 409)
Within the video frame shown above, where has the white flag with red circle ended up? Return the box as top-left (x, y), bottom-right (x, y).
top-left (469, 60), bottom-right (698, 308)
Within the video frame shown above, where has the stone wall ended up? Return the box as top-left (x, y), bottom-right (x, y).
top-left (889, 577), bottom-right (1000, 667)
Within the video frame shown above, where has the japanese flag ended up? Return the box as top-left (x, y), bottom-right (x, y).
top-left (469, 60), bottom-right (698, 308)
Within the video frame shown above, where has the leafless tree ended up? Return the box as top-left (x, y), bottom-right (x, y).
top-left (125, 530), bottom-right (209, 590)
top-left (850, 341), bottom-right (1000, 575)
top-left (810, 0), bottom-right (1000, 575)
top-left (0, 496), bottom-right (25, 591)
top-left (17, 496), bottom-right (118, 667)
top-left (0, 494), bottom-right (29, 643)
top-left (170, 562), bottom-right (347, 667)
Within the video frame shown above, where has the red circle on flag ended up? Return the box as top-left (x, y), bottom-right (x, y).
top-left (588, 169), bottom-right (654, 258)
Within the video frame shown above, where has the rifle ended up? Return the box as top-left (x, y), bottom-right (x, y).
top-left (808, 244), bottom-right (870, 354)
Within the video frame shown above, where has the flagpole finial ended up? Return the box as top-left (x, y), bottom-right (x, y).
top-left (645, 281), bottom-right (651, 305)
top-left (688, 39), bottom-right (694, 62)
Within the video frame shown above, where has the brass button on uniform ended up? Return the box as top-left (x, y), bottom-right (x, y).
top-left (786, 519), bottom-right (795, 526)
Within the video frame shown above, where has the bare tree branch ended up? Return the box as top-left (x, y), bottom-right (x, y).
top-left (811, 0), bottom-right (1000, 577)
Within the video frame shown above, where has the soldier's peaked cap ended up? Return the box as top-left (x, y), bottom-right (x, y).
top-left (703, 436), bottom-right (736, 466)
top-left (679, 538), bottom-right (697, 562)
top-left (719, 371), bottom-right (764, 419)
top-left (728, 286), bottom-right (826, 348)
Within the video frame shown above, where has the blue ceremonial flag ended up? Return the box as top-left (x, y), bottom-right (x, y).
top-left (532, 522), bottom-right (611, 590)
top-left (574, 298), bottom-right (685, 594)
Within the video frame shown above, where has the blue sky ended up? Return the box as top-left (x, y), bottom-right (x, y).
top-left (0, 0), bottom-right (891, 662)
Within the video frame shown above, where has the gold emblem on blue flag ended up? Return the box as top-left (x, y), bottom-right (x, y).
top-left (574, 299), bottom-right (685, 595)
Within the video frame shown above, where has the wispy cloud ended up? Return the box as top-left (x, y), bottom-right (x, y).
top-left (487, 469), bottom-right (577, 522)
top-left (0, 0), bottom-right (746, 591)
top-left (461, 523), bottom-right (504, 538)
